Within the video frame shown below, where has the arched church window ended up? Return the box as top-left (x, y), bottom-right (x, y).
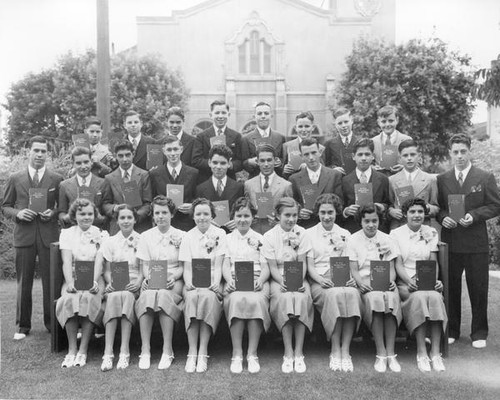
top-left (238, 30), bottom-right (272, 75)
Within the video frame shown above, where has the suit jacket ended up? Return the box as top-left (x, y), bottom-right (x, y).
top-left (102, 165), bottom-right (152, 234)
top-left (282, 138), bottom-right (325, 179)
top-left (244, 173), bottom-right (293, 234)
top-left (126, 134), bottom-right (158, 171)
top-left (241, 128), bottom-right (285, 178)
top-left (372, 130), bottom-right (412, 173)
top-left (149, 163), bottom-right (199, 231)
top-left (179, 132), bottom-right (196, 167)
top-left (196, 177), bottom-right (244, 211)
top-left (437, 166), bottom-right (500, 253)
top-left (341, 168), bottom-right (390, 233)
top-left (192, 126), bottom-right (243, 183)
top-left (388, 168), bottom-right (439, 230)
top-left (323, 134), bottom-right (359, 175)
top-left (1, 168), bottom-right (63, 247)
top-left (289, 166), bottom-right (343, 229)
top-left (58, 174), bottom-right (107, 228)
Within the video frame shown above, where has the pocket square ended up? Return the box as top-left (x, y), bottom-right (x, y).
top-left (470, 185), bottom-right (482, 193)
top-left (48, 188), bottom-right (56, 192)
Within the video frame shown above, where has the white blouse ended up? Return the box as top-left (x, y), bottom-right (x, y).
top-left (306, 223), bottom-right (351, 277)
top-left (101, 230), bottom-right (141, 281)
top-left (225, 228), bottom-right (266, 278)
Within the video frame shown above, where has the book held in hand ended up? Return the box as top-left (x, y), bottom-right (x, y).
top-left (253, 137), bottom-right (271, 148)
top-left (235, 261), bottom-right (254, 291)
top-left (149, 260), bottom-right (169, 290)
top-left (416, 260), bottom-right (437, 291)
top-left (166, 184), bottom-right (184, 207)
top-left (77, 186), bottom-right (97, 202)
top-left (380, 144), bottom-right (398, 169)
top-left (395, 185), bottom-right (415, 207)
top-left (284, 261), bottom-right (303, 292)
top-left (256, 192), bottom-right (274, 219)
top-left (74, 261), bottom-right (94, 291)
top-left (146, 144), bottom-right (164, 170)
top-left (301, 185), bottom-right (319, 211)
top-left (213, 200), bottom-right (230, 226)
top-left (192, 258), bottom-right (211, 288)
top-left (210, 136), bottom-right (226, 148)
top-left (354, 183), bottom-right (373, 207)
top-left (29, 188), bottom-right (48, 213)
top-left (448, 194), bottom-right (465, 222)
top-left (370, 260), bottom-right (390, 291)
top-left (110, 261), bottom-right (130, 291)
top-left (72, 134), bottom-right (90, 149)
top-left (330, 257), bottom-right (350, 287)
top-left (121, 180), bottom-right (143, 208)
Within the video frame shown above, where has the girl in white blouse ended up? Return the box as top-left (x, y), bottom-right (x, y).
top-left (222, 197), bottom-right (270, 374)
top-left (178, 198), bottom-right (227, 373)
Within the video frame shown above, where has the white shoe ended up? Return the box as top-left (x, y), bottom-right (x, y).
top-left (247, 356), bottom-right (260, 373)
top-left (329, 355), bottom-right (342, 371)
top-left (74, 353), bottom-right (87, 367)
top-left (281, 356), bottom-right (294, 373)
top-left (138, 354), bottom-right (151, 370)
top-left (341, 356), bottom-right (353, 372)
top-left (472, 340), bottom-right (486, 349)
top-left (230, 356), bottom-right (243, 374)
top-left (374, 355), bottom-right (387, 373)
top-left (116, 354), bottom-right (130, 370)
top-left (196, 355), bottom-right (209, 373)
top-left (416, 355), bottom-right (431, 372)
top-left (13, 333), bottom-right (26, 341)
top-left (101, 354), bottom-right (114, 372)
top-left (431, 354), bottom-right (446, 372)
top-left (294, 356), bottom-right (306, 373)
top-left (185, 355), bottom-right (197, 373)
top-left (387, 355), bottom-right (401, 372)
top-left (158, 353), bottom-right (174, 370)
top-left (447, 338), bottom-right (456, 345)
top-left (61, 354), bottom-right (76, 368)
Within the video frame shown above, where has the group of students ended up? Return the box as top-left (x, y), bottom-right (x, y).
top-left (3, 100), bottom-right (500, 377)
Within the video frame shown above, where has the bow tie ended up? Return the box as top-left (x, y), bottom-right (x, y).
top-left (409, 231), bottom-right (422, 241)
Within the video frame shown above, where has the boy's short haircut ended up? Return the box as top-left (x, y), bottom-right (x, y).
top-left (377, 105), bottom-right (399, 119)
top-left (210, 100), bottom-right (230, 112)
top-left (163, 135), bottom-right (183, 146)
top-left (71, 146), bottom-right (91, 161)
top-left (123, 110), bottom-right (141, 123)
top-left (299, 137), bottom-right (319, 151)
top-left (352, 138), bottom-right (374, 154)
top-left (114, 140), bottom-right (134, 154)
top-left (333, 107), bottom-right (351, 119)
top-left (295, 111), bottom-right (314, 122)
top-left (448, 133), bottom-right (471, 149)
top-left (29, 135), bottom-right (49, 149)
top-left (398, 139), bottom-right (419, 153)
top-left (255, 101), bottom-right (271, 109)
top-left (256, 143), bottom-right (276, 158)
top-left (166, 107), bottom-right (185, 121)
top-left (84, 117), bottom-right (102, 129)
top-left (208, 144), bottom-right (233, 161)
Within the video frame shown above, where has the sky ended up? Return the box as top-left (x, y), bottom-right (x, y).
top-left (1, 0), bottom-right (499, 124)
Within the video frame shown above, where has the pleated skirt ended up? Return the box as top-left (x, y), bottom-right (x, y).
top-left (56, 289), bottom-right (103, 328)
top-left (135, 280), bottom-right (184, 324)
top-left (103, 290), bottom-right (139, 325)
top-left (183, 285), bottom-right (223, 332)
top-left (361, 288), bottom-right (402, 329)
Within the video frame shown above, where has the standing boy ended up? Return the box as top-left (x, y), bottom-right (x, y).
top-left (437, 134), bottom-right (500, 348)
top-left (123, 110), bottom-right (157, 171)
top-left (84, 117), bottom-right (116, 177)
top-left (164, 107), bottom-right (196, 167)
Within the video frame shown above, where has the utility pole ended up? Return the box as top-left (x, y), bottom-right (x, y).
top-left (96, 0), bottom-right (111, 144)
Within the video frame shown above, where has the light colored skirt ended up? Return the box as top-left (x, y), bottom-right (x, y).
top-left (135, 280), bottom-right (184, 323)
top-left (103, 290), bottom-right (139, 325)
top-left (361, 288), bottom-right (402, 329)
top-left (310, 281), bottom-right (362, 339)
top-left (398, 282), bottom-right (448, 335)
top-left (183, 284), bottom-right (223, 332)
top-left (223, 282), bottom-right (271, 331)
top-left (56, 289), bottom-right (103, 327)
top-left (269, 280), bottom-right (314, 332)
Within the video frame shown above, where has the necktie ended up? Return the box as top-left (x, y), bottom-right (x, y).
top-left (263, 176), bottom-right (269, 192)
top-left (360, 172), bottom-right (368, 184)
top-left (310, 171), bottom-right (319, 185)
top-left (385, 135), bottom-right (392, 146)
top-left (32, 169), bottom-right (40, 186)
top-left (132, 138), bottom-right (137, 150)
top-left (344, 138), bottom-right (349, 148)
top-left (172, 168), bottom-right (177, 180)
top-left (217, 129), bottom-right (223, 136)
top-left (217, 179), bottom-right (223, 196)
top-left (124, 170), bottom-right (130, 183)
top-left (458, 171), bottom-right (464, 187)
top-left (81, 176), bottom-right (87, 187)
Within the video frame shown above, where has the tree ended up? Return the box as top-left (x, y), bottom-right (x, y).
top-left (333, 37), bottom-right (476, 166)
top-left (4, 50), bottom-right (189, 151)
top-left (474, 55), bottom-right (500, 107)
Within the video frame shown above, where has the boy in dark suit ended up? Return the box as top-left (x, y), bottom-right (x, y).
top-left (2, 136), bottom-right (63, 339)
top-left (437, 134), bottom-right (500, 348)
top-left (84, 116), bottom-right (116, 177)
top-left (195, 144), bottom-right (244, 232)
top-left (341, 138), bottom-right (390, 233)
top-left (123, 110), bottom-right (157, 171)
top-left (149, 135), bottom-right (199, 231)
top-left (192, 100), bottom-right (243, 183)
top-left (164, 107), bottom-right (196, 167)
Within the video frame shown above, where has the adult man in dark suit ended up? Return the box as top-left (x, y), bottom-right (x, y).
top-left (123, 110), bottom-right (157, 171)
top-left (163, 106), bottom-right (196, 167)
top-left (192, 100), bottom-right (243, 183)
top-left (244, 143), bottom-right (293, 234)
top-left (323, 107), bottom-right (359, 175)
top-left (58, 146), bottom-right (107, 229)
top-left (289, 138), bottom-right (343, 229)
top-left (102, 140), bottom-right (152, 235)
top-left (341, 138), bottom-right (390, 233)
top-left (150, 135), bottom-right (199, 231)
top-left (241, 102), bottom-right (285, 179)
top-left (195, 144), bottom-right (244, 232)
top-left (437, 134), bottom-right (500, 348)
top-left (2, 136), bottom-right (63, 339)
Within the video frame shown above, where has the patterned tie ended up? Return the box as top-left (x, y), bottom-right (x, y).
top-left (32, 169), bottom-right (40, 187)
top-left (217, 129), bottom-right (223, 136)
top-left (360, 172), bottom-right (368, 184)
top-left (385, 135), bottom-right (391, 146)
top-left (132, 138), bottom-right (137, 150)
top-left (458, 171), bottom-right (464, 187)
top-left (171, 168), bottom-right (177, 180)
top-left (217, 179), bottom-right (223, 196)
top-left (344, 137), bottom-right (349, 148)
top-left (263, 176), bottom-right (269, 192)
top-left (81, 176), bottom-right (87, 187)
top-left (124, 170), bottom-right (130, 183)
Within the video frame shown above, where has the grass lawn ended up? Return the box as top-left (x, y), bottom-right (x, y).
top-left (1, 278), bottom-right (500, 400)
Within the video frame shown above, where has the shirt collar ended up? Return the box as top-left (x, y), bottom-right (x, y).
top-left (382, 131), bottom-right (397, 145)
top-left (128, 134), bottom-right (141, 143)
top-left (356, 167), bottom-right (372, 181)
top-left (28, 165), bottom-right (46, 180)
top-left (212, 175), bottom-right (227, 188)
top-left (213, 125), bottom-right (226, 135)
top-left (167, 162), bottom-right (182, 175)
top-left (405, 168), bottom-right (419, 181)
top-left (455, 162), bottom-right (472, 181)
top-left (119, 165), bottom-right (134, 177)
top-left (257, 127), bottom-right (270, 138)
top-left (340, 133), bottom-right (352, 144)
top-left (260, 172), bottom-right (275, 184)
top-left (76, 174), bottom-right (92, 186)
